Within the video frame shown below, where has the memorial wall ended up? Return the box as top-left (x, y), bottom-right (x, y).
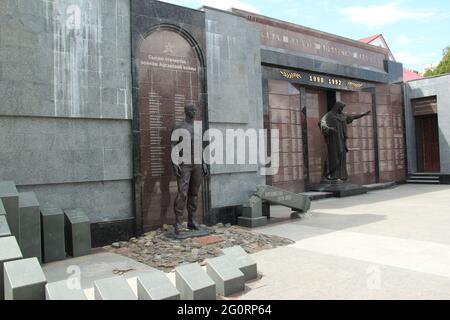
top-left (130, 0), bottom-right (208, 232)
top-left (0, 0), bottom-right (408, 245)
top-left (0, 0), bottom-right (134, 246)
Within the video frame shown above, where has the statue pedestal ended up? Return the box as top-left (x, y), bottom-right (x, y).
top-left (311, 180), bottom-right (368, 198)
top-left (165, 229), bottom-right (212, 240)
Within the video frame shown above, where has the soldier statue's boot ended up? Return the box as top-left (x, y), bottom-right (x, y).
top-left (174, 216), bottom-right (183, 235)
top-left (187, 212), bottom-right (201, 230)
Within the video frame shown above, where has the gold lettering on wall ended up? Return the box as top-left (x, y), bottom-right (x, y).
top-left (280, 70), bottom-right (303, 79)
top-left (347, 81), bottom-right (364, 89)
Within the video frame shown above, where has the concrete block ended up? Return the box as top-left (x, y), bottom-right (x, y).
top-left (0, 181), bottom-right (19, 238)
top-left (0, 200), bottom-right (6, 215)
top-left (175, 263), bottom-right (216, 300)
top-left (18, 192), bottom-right (42, 262)
top-left (41, 208), bottom-right (66, 263)
top-left (255, 185), bottom-right (311, 213)
top-left (0, 236), bottom-right (23, 299)
top-left (3, 258), bottom-right (47, 300)
top-left (238, 216), bottom-right (268, 228)
top-left (64, 209), bottom-right (91, 257)
top-left (137, 271), bottom-right (180, 300)
top-left (222, 246), bottom-right (258, 281)
top-left (206, 256), bottom-right (245, 296)
top-left (45, 280), bottom-right (87, 300)
top-left (94, 277), bottom-right (137, 300)
top-left (0, 215), bottom-right (11, 238)
top-left (242, 196), bottom-right (263, 218)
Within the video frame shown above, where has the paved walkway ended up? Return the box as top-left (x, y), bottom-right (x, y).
top-left (240, 184), bottom-right (450, 300)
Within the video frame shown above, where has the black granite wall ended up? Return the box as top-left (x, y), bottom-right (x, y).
top-left (130, 0), bottom-right (208, 236)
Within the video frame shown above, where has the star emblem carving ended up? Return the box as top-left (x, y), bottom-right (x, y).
top-left (163, 42), bottom-right (175, 55)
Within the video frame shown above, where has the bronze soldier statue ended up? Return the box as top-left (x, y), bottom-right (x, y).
top-left (171, 104), bottom-right (209, 235)
top-left (319, 101), bottom-right (371, 181)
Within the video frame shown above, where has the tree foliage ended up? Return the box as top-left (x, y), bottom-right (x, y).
top-left (424, 46), bottom-right (450, 77)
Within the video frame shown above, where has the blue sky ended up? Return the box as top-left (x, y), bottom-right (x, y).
top-left (161, 0), bottom-right (450, 72)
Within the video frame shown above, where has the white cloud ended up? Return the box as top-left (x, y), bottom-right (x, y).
top-left (396, 35), bottom-right (412, 46)
top-left (201, 0), bottom-right (260, 13)
top-left (159, 0), bottom-right (261, 13)
top-left (394, 51), bottom-right (440, 68)
top-left (340, 2), bottom-right (435, 29)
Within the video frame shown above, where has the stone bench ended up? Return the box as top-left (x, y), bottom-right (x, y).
top-left (222, 246), bottom-right (258, 282)
top-left (41, 208), bottom-right (66, 263)
top-left (18, 192), bottom-right (42, 262)
top-left (45, 280), bottom-right (87, 300)
top-left (3, 257), bottom-right (47, 300)
top-left (175, 263), bottom-right (216, 300)
top-left (0, 181), bottom-right (19, 238)
top-left (64, 209), bottom-right (91, 257)
top-left (94, 276), bottom-right (137, 300)
top-left (0, 236), bottom-right (23, 299)
top-left (206, 256), bottom-right (245, 296)
top-left (137, 271), bottom-right (180, 300)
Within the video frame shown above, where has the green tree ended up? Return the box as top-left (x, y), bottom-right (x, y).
top-left (425, 46), bottom-right (450, 77)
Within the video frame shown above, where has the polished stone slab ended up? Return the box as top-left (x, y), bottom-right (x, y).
top-left (137, 271), bottom-right (180, 300)
top-left (41, 208), bottom-right (66, 263)
top-left (0, 216), bottom-right (11, 238)
top-left (0, 181), bottom-right (19, 238)
top-left (206, 256), bottom-right (245, 296)
top-left (311, 180), bottom-right (368, 198)
top-left (45, 280), bottom-right (87, 300)
top-left (255, 185), bottom-right (311, 213)
top-left (19, 192), bottom-right (42, 262)
top-left (222, 246), bottom-right (258, 281)
top-left (3, 258), bottom-right (47, 300)
top-left (94, 276), bottom-right (137, 300)
top-left (0, 236), bottom-right (23, 299)
top-left (64, 209), bottom-right (91, 257)
top-left (175, 263), bottom-right (216, 300)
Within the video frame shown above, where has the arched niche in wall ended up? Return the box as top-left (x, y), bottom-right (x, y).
top-left (135, 27), bottom-right (206, 231)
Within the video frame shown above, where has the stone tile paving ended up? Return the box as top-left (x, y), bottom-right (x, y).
top-left (104, 224), bottom-right (294, 272)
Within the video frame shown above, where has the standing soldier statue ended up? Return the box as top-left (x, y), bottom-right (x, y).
top-left (171, 104), bottom-right (209, 236)
top-left (319, 101), bottom-right (371, 181)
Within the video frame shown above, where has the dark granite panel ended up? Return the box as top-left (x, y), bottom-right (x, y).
top-left (131, 0), bottom-right (208, 233)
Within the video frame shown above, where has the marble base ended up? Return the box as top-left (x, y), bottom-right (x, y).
top-left (311, 180), bottom-right (368, 198)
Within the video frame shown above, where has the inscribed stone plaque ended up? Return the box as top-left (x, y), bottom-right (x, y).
top-left (137, 29), bottom-right (204, 231)
top-left (255, 185), bottom-right (311, 213)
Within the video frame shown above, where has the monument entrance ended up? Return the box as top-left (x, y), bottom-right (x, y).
top-left (136, 28), bottom-right (205, 231)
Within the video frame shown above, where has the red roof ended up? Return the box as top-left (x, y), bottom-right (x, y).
top-left (359, 34), bottom-right (382, 44)
top-left (403, 68), bottom-right (423, 81)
